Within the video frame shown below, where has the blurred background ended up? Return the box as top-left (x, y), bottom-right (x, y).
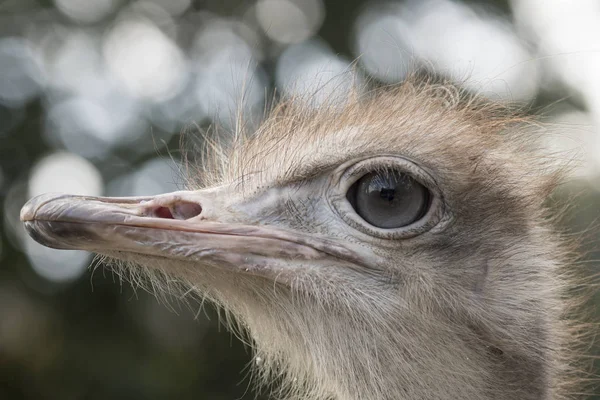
top-left (0, 0), bottom-right (599, 399)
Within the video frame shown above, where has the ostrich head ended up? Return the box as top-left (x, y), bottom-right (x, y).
top-left (21, 80), bottom-right (578, 400)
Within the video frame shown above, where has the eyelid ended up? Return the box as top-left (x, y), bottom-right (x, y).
top-left (339, 156), bottom-right (436, 194)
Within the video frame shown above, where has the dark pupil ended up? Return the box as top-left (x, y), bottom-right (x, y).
top-left (347, 170), bottom-right (429, 229)
top-left (380, 188), bottom-right (395, 202)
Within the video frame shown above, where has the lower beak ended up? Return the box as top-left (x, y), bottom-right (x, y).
top-left (20, 192), bottom-right (329, 278)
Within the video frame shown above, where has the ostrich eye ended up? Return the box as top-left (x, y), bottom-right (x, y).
top-left (346, 170), bottom-right (430, 229)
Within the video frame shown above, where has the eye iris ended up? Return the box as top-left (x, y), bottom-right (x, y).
top-left (349, 170), bottom-right (430, 229)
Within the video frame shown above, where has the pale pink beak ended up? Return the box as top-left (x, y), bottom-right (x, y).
top-left (20, 191), bottom-right (367, 279)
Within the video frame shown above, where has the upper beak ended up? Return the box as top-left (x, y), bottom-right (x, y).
top-left (20, 191), bottom-right (363, 278)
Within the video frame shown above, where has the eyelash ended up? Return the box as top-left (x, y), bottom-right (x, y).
top-left (340, 157), bottom-right (433, 193)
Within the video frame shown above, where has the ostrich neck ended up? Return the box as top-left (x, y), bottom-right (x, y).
top-left (247, 296), bottom-right (554, 400)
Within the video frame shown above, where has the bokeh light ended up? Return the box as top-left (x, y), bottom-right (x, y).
top-left (256, 0), bottom-right (325, 44)
top-left (0, 37), bottom-right (45, 108)
top-left (107, 157), bottom-right (182, 197)
top-left (45, 94), bottom-right (147, 159)
top-left (355, 0), bottom-right (539, 101)
top-left (145, 0), bottom-right (192, 17)
top-left (28, 151), bottom-right (103, 198)
top-left (54, 0), bottom-right (118, 23)
top-left (24, 236), bottom-right (91, 283)
top-left (543, 108), bottom-right (597, 181)
top-left (192, 19), bottom-right (267, 126)
top-left (41, 29), bottom-right (106, 96)
top-left (355, 12), bottom-right (413, 83)
top-left (512, 0), bottom-right (600, 171)
top-left (276, 39), bottom-right (360, 107)
top-left (24, 152), bottom-right (103, 283)
top-left (103, 17), bottom-right (188, 102)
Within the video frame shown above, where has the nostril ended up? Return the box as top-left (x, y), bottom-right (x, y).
top-left (154, 206), bottom-right (174, 219)
top-left (148, 201), bottom-right (202, 220)
top-left (171, 201), bottom-right (202, 220)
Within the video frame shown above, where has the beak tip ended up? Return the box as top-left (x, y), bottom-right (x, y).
top-left (20, 198), bottom-right (37, 222)
top-left (20, 193), bottom-right (70, 222)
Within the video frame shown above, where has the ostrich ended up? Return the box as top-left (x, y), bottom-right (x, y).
top-left (20, 79), bottom-right (586, 400)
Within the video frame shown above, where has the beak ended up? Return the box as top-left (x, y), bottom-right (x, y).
top-left (20, 191), bottom-right (362, 279)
